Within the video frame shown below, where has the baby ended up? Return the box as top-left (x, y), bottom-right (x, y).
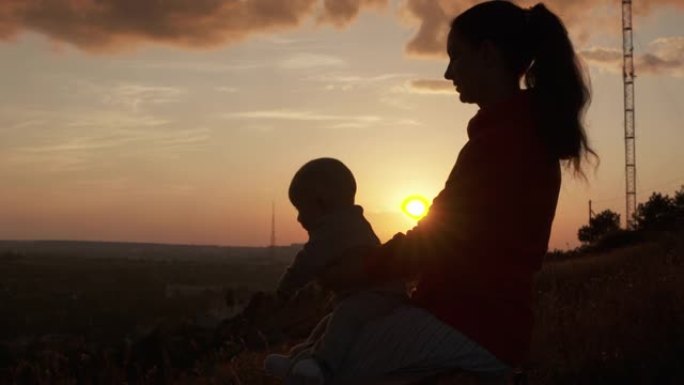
top-left (263, 158), bottom-right (407, 384)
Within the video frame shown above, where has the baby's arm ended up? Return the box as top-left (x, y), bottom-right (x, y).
top-left (316, 245), bottom-right (377, 293)
top-left (276, 250), bottom-right (313, 300)
top-left (276, 235), bottom-right (333, 300)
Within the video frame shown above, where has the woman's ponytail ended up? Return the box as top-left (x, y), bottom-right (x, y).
top-left (451, 1), bottom-right (596, 176)
top-left (525, 4), bottom-right (596, 175)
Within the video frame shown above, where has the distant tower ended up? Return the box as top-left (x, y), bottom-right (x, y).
top-left (622, 0), bottom-right (637, 229)
top-left (270, 202), bottom-right (276, 250)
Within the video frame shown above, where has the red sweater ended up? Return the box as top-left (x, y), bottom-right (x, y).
top-left (367, 91), bottom-right (561, 366)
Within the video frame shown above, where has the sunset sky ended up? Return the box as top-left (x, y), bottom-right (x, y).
top-left (1, 0), bottom-right (683, 250)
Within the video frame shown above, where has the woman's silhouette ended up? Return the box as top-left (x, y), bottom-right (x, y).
top-left (320, 1), bottom-right (596, 383)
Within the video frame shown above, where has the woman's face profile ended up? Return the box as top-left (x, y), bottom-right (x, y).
top-left (444, 31), bottom-right (486, 105)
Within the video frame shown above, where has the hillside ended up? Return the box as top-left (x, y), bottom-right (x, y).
top-left (529, 228), bottom-right (684, 384)
top-left (226, 228), bottom-right (684, 385)
top-left (1, 228), bottom-right (682, 384)
top-left (0, 240), bottom-right (301, 263)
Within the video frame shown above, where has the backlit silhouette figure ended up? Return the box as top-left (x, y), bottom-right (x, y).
top-left (320, 1), bottom-right (596, 384)
top-left (264, 158), bottom-right (407, 384)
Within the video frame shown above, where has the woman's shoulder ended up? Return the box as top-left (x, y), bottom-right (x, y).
top-left (468, 91), bottom-right (533, 130)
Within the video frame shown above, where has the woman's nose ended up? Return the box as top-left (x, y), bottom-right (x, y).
top-left (444, 64), bottom-right (453, 80)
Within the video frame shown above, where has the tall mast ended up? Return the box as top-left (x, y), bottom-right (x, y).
top-left (622, 0), bottom-right (637, 229)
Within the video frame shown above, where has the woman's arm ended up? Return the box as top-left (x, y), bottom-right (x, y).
top-left (317, 232), bottom-right (411, 292)
top-left (358, 136), bottom-right (520, 281)
top-left (319, 134), bottom-right (524, 290)
top-left (316, 245), bottom-right (376, 292)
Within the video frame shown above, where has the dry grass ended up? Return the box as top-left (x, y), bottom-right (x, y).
top-left (227, 231), bottom-right (684, 384)
top-left (530, 231), bottom-right (684, 384)
top-left (3, 230), bottom-right (682, 384)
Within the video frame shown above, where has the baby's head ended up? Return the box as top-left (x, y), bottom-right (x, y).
top-left (289, 158), bottom-right (356, 231)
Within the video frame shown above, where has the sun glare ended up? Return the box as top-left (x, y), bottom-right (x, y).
top-left (401, 195), bottom-right (429, 220)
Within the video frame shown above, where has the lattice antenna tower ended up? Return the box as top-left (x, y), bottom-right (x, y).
top-left (622, 0), bottom-right (637, 229)
top-left (270, 201), bottom-right (276, 249)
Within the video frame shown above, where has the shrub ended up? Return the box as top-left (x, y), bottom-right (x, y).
top-left (578, 210), bottom-right (621, 245)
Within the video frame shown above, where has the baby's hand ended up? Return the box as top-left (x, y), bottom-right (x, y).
top-left (318, 245), bottom-right (376, 292)
top-left (276, 286), bottom-right (295, 302)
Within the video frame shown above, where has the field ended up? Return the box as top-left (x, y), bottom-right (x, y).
top-left (227, 229), bottom-right (684, 385)
top-left (0, 242), bottom-right (296, 384)
top-left (1, 230), bottom-right (683, 384)
top-left (530, 230), bottom-right (684, 384)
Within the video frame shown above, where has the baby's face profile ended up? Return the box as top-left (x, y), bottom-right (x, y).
top-left (293, 195), bottom-right (326, 232)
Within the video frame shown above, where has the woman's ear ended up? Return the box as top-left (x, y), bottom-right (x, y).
top-left (480, 40), bottom-right (503, 67)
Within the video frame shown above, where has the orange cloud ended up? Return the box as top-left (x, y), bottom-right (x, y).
top-left (581, 37), bottom-right (684, 77)
top-left (398, 0), bottom-right (684, 58)
top-left (319, 0), bottom-right (387, 27)
top-left (398, 0), bottom-right (454, 58)
top-left (0, 0), bottom-right (387, 53)
top-left (580, 47), bottom-right (623, 71)
top-left (1, 0), bottom-right (681, 59)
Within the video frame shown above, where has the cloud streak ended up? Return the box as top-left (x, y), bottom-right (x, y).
top-left (581, 37), bottom-right (684, 77)
top-left (123, 60), bottom-right (265, 73)
top-left (102, 84), bottom-right (185, 111)
top-left (223, 108), bottom-right (422, 129)
top-left (0, 0), bottom-right (387, 53)
top-left (278, 53), bottom-right (346, 69)
top-left (405, 79), bottom-right (453, 94)
top-left (224, 109), bottom-right (381, 123)
top-left (307, 72), bottom-right (414, 91)
top-left (3, 108), bottom-right (210, 173)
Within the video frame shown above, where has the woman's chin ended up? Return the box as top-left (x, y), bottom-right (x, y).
top-left (458, 93), bottom-right (474, 104)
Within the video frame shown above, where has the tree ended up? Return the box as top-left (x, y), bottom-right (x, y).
top-left (634, 192), bottom-right (677, 230)
top-left (578, 209), bottom-right (621, 244)
top-left (674, 185), bottom-right (684, 213)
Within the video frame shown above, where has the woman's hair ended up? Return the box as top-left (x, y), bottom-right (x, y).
top-left (450, 1), bottom-right (597, 176)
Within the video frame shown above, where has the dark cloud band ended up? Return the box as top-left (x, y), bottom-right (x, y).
top-left (0, 0), bottom-right (386, 52)
top-left (0, 0), bottom-right (680, 62)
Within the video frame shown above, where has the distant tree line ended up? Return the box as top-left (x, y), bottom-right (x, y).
top-left (578, 186), bottom-right (684, 244)
top-left (548, 186), bottom-right (684, 260)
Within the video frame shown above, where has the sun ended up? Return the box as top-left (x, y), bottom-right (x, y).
top-left (401, 195), bottom-right (429, 220)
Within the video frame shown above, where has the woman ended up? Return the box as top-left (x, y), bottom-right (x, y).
top-left (320, 1), bottom-right (595, 383)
